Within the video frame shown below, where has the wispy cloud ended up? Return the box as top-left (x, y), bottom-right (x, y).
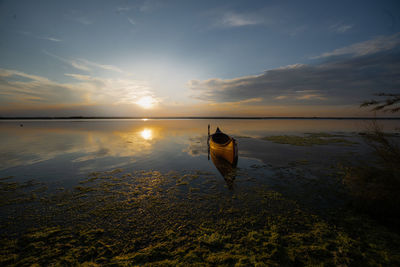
top-left (66, 10), bottom-right (94, 25)
top-left (288, 25), bottom-right (307, 36)
top-left (313, 32), bottom-right (400, 59)
top-left (77, 59), bottom-right (124, 73)
top-left (40, 36), bottom-right (62, 42)
top-left (43, 50), bottom-right (124, 73)
top-left (207, 97), bottom-right (263, 106)
top-left (296, 94), bottom-right (327, 100)
top-left (127, 17), bottom-right (135, 25)
top-left (64, 73), bottom-right (156, 105)
top-left (73, 16), bottom-right (93, 25)
top-left (114, 5), bottom-right (136, 26)
top-left (43, 50), bottom-right (91, 71)
top-left (0, 69), bottom-right (81, 105)
top-left (273, 91), bottom-right (327, 101)
top-left (0, 69), bottom-right (50, 83)
top-left (116, 6), bottom-right (131, 13)
top-left (19, 31), bottom-right (62, 42)
top-left (0, 68), bottom-right (157, 107)
top-left (219, 12), bottom-right (261, 27)
top-left (205, 5), bottom-right (309, 34)
top-left (330, 22), bottom-right (353, 33)
top-left (140, 0), bottom-right (163, 13)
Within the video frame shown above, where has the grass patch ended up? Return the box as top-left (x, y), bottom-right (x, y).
top-left (0, 169), bottom-right (399, 266)
top-left (304, 132), bottom-right (347, 138)
top-left (342, 164), bottom-right (400, 221)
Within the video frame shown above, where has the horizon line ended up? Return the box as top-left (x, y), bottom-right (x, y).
top-left (1, 116), bottom-right (400, 120)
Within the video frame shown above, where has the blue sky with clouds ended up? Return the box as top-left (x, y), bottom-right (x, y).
top-left (0, 0), bottom-right (400, 116)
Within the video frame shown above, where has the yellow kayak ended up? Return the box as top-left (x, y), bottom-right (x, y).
top-left (208, 127), bottom-right (238, 166)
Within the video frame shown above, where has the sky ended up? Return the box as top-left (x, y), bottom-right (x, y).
top-left (0, 0), bottom-right (400, 117)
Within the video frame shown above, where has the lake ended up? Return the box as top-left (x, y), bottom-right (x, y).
top-left (1, 119), bottom-right (398, 184)
top-left (1, 119), bottom-right (400, 266)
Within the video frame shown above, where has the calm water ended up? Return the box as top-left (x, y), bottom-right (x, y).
top-left (1, 119), bottom-right (399, 186)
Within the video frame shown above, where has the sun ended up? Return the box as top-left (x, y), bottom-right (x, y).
top-left (136, 96), bottom-right (156, 109)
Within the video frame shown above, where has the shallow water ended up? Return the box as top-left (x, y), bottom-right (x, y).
top-left (0, 119), bottom-right (398, 185)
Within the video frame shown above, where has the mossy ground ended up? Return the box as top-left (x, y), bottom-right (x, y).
top-left (262, 132), bottom-right (358, 146)
top-left (1, 168), bottom-right (399, 266)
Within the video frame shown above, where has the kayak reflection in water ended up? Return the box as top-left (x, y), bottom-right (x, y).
top-left (208, 125), bottom-right (238, 189)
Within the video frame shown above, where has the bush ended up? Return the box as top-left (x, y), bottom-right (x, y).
top-left (343, 121), bottom-right (400, 223)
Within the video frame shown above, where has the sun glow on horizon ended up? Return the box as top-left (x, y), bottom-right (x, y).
top-left (136, 96), bottom-right (156, 109)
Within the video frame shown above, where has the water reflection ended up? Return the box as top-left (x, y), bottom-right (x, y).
top-left (210, 151), bottom-right (237, 189)
top-left (182, 136), bottom-right (208, 157)
top-left (1, 119), bottom-right (399, 183)
top-left (0, 123), bottom-right (165, 172)
top-left (140, 129), bottom-right (153, 140)
top-left (0, 120), bottom-right (219, 182)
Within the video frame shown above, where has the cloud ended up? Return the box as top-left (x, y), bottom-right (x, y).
top-left (72, 16), bottom-right (93, 25)
top-left (77, 59), bottom-right (124, 73)
top-left (0, 69), bottom-right (157, 108)
top-left (64, 73), bottom-right (156, 105)
top-left (116, 6), bottom-right (131, 13)
top-left (18, 31), bottom-right (62, 42)
top-left (203, 7), bottom-right (265, 29)
top-left (66, 10), bottom-right (94, 25)
top-left (63, 73), bottom-right (97, 81)
top-left (43, 50), bottom-right (123, 73)
top-left (288, 25), bottom-right (308, 36)
top-left (140, 0), bottom-right (163, 12)
top-left (207, 97), bottom-right (263, 106)
top-left (43, 50), bottom-right (90, 71)
top-left (277, 63), bottom-right (306, 70)
top-left (205, 5), bottom-right (308, 34)
top-left (190, 38), bottom-right (400, 106)
top-left (219, 12), bottom-right (261, 27)
top-left (0, 69), bottom-right (50, 83)
top-left (313, 32), bottom-right (400, 59)
top-left (127, 17), bottom-right (135, 25)
top-left (296, 94), bottom-right (327, 100)
top-left (41, 36), bottom-right (62, 42)
top-left (330, 23), bottom-right (353, 33)
top-left (0, 69), bottom-right (82, 105)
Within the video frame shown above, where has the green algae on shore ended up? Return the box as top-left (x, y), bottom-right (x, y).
top-left (262, 132), bottom-right (358, 146)
top-left (1, 169), bottom-right (399, 266)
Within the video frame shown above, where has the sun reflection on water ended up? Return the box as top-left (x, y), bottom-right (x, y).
top-left (140, 129), bottom-right (153, 140)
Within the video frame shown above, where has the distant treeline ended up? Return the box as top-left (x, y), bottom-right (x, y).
top-left (1, 116), bottom-right (400, 120)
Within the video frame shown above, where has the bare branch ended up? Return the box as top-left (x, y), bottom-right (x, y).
top-left (361, 93), bottom-right (400, 113)
top-left (360, 100), bottom-right (379, 107)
